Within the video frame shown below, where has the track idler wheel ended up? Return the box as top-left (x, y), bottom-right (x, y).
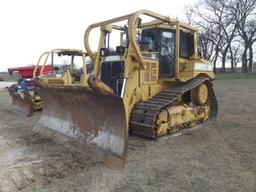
top-left (192, 83), bottom-right (208, 105)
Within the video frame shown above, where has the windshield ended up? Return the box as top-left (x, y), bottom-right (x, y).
top-left (139, 29), bottom-right (157, 51)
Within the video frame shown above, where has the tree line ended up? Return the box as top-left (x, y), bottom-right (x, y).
top-left (185, 0), bottom-right (256, 73)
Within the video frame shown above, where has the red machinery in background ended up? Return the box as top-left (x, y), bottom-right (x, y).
top-left (8, 65), bottom-right (54, 79)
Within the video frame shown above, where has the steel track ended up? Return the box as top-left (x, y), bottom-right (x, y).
top-left (130, 77), bottom-right (218, 138)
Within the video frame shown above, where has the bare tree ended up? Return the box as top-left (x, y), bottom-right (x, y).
top-left (228, 40), bottom-right (242, 72)
top-left (186, 0), bottom-right (239, 72)
top-left (230, 0), bottom-right (256, 72)
top-left (184, 5), bottom-right (222, 71)
top-left (184, 0), bottom-right (256, 73)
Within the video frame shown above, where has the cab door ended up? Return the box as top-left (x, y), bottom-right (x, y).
top-left (159, 31), bottom-right (175, 78)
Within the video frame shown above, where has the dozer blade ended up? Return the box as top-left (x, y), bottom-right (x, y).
top-left (33, 86), bottom-right (127, 169)
top-left (8, 88), bottom-right (34, 117)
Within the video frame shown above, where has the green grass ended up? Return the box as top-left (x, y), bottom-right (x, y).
top-left (215, 72), bottom-right (256, 80)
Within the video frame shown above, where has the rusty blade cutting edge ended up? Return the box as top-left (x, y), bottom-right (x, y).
top-left (33, 86), bottom-right (127, 169)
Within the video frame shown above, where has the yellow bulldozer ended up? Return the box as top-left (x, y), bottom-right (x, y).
top-left (9, 49), bottom-right (88, 116)
top-left (33, 10), bottom-right (218, 169)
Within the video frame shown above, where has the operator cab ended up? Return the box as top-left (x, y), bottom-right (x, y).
top-left (139, 27), bottom-right (194, 78)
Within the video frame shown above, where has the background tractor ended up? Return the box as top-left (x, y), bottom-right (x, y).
top-left (9, 49), bottom-right (88, 117)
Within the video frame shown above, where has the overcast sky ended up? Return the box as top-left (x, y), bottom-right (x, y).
top-left (0, 0), bottom-right (195, 72)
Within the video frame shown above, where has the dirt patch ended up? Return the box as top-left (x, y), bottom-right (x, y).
top-left (0, 79), bottom-right (255, 192)
top-left (0, 82), bottom-right (15, 90)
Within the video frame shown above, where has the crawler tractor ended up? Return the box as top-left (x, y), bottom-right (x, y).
top-left (9, 49), bottom-right (88, 116)
top-left (34, 10), bottom-right (218, 168)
